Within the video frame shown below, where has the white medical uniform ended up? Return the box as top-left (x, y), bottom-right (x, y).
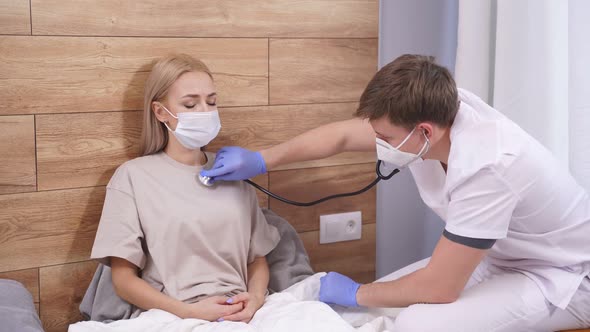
top-left (391, 89), bottom-right (590, 331)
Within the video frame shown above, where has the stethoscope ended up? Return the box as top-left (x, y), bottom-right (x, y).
top-left (198, 160), bottom-right (400, 207)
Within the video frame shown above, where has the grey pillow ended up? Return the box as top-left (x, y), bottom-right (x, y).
top-left (262, 208), bottom-right (314, 293)
top-left (0, 279), bottom-right (44, 332)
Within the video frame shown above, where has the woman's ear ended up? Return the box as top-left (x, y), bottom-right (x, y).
top-left (152, 101), bottom-right (168, 123)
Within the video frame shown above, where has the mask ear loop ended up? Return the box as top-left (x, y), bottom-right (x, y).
top-left (398, 129), bottom-right (430, 168)
top-left (394, 127), bottom-right (417, 149)
top-left (160, 104), bottom-right (178, 119)
top-left (158, 103), bottom-right (177, 132)
top-left (416, 129), bottom-right (431, 158)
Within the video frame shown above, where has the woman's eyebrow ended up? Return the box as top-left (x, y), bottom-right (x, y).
top-left (181, 92), bottom-right (217, 98)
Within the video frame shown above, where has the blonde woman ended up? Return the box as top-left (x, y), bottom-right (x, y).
top-left (91, 54), bottom-right (280, 323)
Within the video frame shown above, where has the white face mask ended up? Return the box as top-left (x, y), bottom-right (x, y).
top-left (376, 128), bottom-right (430, 168)
top-left (161, 105), bottom-right (221, 150)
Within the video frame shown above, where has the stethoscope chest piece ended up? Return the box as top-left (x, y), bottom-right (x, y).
top-left (198, 174), bottom-right (214, 187)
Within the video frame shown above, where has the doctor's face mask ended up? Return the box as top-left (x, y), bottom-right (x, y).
top-left (376, 128), bottom-right (430, 168)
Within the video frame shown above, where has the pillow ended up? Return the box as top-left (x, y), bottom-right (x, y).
top-left (262, 208), bottom-right (314, 293)
top-left (0, 279), bottom-right (44, 332)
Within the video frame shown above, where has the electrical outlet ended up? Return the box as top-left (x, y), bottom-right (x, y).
top-left (319, 211), bottom-right (362, 244)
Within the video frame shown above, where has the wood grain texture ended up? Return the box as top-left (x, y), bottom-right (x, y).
top-left (251, 174), bottom-right (269, 209)
top-left (300, 223), bottom-right (376, 284)
top-left (209, 103), bottom-right (376, 170)
top-left (31, 0), bottom-right (378, 38)
top-left (36, 104), bottom-right (375, 191)
top-left (36, 111), bottom-right (142, 191)
top-left (0, 36), bottom-right (267, 115)
top-left (0, 0), bottom-right (31, 35)
top-left (270, 38), bottom-right (378, 105)
top-left (0, 268), bottom-right (40, 303)
top-left (40, 261), bottom-right (98, 332)
top-left (0, 187), bottom-right (104, 272)
top-left (269, 163), bottom-right (376, 233)
top-left (0, 115), bottom-right (36, 194)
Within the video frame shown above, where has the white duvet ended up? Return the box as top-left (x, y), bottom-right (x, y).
top-left (69, 273), bottom-right (402, 332)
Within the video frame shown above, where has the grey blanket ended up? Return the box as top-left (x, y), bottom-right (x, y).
top-left (0, 279), bottom-right (44, 332)
top-left (80, 208), bottom-right (314, 322)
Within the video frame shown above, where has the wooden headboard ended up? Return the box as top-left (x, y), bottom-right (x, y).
top-left (0, 1), bottom-right (378, 331)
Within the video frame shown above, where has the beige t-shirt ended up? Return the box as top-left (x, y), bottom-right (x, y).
top-left (91, 151), bottom-right (280, 303)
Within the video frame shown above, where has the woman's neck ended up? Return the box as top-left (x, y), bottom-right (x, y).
top-left (164, 140), bottom-right (207, 167)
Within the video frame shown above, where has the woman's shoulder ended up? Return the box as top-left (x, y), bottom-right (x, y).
top-left (115, 153), bottom-right (160, 174)
top-left (108, 153), bottom-right (163, 190)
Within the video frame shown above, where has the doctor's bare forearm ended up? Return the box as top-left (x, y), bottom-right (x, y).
top-left (356, 267), bottom-right (459, 307)
top-left (356, 236), bottom-right (487, 307)
top-left (247, 257), bottom-right (270, 300)
top-left (261, 118), bottom-right (376, 170)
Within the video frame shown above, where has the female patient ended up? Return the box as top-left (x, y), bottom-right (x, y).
top-left (91, 54), bottom-right (280, 323)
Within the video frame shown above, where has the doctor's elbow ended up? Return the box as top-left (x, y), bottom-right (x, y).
top-left (429, 288), bottom-right (461, 304)
top-left (432, 291), bottom-right (459, 304)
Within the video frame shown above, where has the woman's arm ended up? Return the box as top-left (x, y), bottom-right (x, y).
top-left (221, 256), bottom-right (269, 323)
top-left (111, 257), bottom-right (243, 321)
top-left (246, 256), bottom-right (270, 302)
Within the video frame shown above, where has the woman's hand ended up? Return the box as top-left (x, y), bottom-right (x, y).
top-left (220, 292), bottom-right (264, 323)
top-left (183, 296), bottom-right (244, 322)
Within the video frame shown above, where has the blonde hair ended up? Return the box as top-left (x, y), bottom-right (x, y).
top-left (140, 54), bottom-right (213, 156)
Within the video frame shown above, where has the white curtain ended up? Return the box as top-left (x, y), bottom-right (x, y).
top-left (455, 0), bottom-right (590, 191)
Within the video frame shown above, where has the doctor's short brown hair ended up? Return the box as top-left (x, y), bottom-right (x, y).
top-left (356, 54), bottom-right (459, 129)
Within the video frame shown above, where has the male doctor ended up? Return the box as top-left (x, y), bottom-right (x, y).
top-left (201, 55), bottom-right (590, 331)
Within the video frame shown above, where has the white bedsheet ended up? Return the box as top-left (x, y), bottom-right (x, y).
top-left (69, 273), bottom-right (402, 332)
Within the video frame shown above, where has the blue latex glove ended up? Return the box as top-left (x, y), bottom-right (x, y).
top-left (319, 272), bottom-right (361, 307)
top-left (200, 146), bottom-right (267, 182)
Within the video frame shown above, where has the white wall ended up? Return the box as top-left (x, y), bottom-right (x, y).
top-left (376, 0), bottom-right (458, 277)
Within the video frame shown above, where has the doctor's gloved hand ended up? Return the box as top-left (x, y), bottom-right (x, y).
top-left (319, 272), bottom-right (361, 307)
top-left (200, 146), bottom-right (267, 182)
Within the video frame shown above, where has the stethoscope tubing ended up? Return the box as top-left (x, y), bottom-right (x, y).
top-left (245, 160), bottom-right (399, 207)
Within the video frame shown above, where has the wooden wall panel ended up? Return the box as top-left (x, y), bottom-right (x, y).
top-left (301, 223), bottom-right (376, 284)
top-left (0, 187), bottom-right (104, 272)
top-left (0, 268), bottom-right (40, 304)
top-left (36, 111), bottom-right (142, 191)
top-left (0, 0), bottom-right (31, 35)
top-left (269, 163), bottom-right (376, 233)
top-left (270, 38), bottom-right (378, 105)
top-left (40, 261), bottom-right (98, 332)
top-left (0, 115), bottom-right (36, 194)
top-left (31, 0), bottom-right (378, 38)
top-left (36, 104), bottom-right (374, 191)
top-left (2, 2), bottom-right (379, 329)
top-left (0, 36), bottom-right (268, 116)
top-left (252, 174), bottom-right (269, 209)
